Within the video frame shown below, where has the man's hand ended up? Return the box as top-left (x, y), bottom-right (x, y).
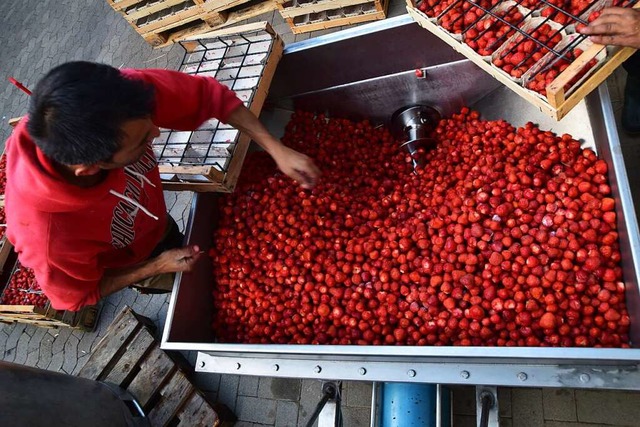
top-left (271, 144), bottom-right (321, 189)
top-left (579, 7), bottom-right (640, 49)
top-left (154, 245), bottom-right (203, 274)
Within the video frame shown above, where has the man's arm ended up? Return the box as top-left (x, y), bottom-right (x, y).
top-left (99, 245), bottom-right (202, 297)
top-left (226, 105), bottom-right (321, 189)
top-left (579, 7), bottom-right (640, 48)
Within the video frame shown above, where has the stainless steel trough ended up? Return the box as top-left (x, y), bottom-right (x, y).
top-left (162, 15), bottom-right (640, 390)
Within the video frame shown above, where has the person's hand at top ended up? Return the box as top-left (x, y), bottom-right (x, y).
top-left (271, 143), bottom-right (321, 189)
top-left (578, 7), bottom-right (640, 49)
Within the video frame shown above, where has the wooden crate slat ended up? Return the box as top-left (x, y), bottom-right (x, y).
top-left (102, 327), bottom-right (157, 386)
top-left (209, 0), bottom-right (279, 31)
top-left (127, 346), bottom-right (176, 408)
top-left (0, 316), bottom-right (67, 328)
top-left (109, 0), bottom-right (147, 11)
top-left (147, 370), bottom-right (196, 427)
top-left (279, 0), bottom-right (378, 19)
top-left (201, 0), bottom-right (254, 12)
top-left (289, 0), bottom-right (387, 33)
top-left (77, 307), bottom-right (141, 380)
top-left (137, 4), bottom-right (202, 34)
top-left (175, 392), bottom-right (219, 427)
top-left (123, 0), bottom-right (189, 21)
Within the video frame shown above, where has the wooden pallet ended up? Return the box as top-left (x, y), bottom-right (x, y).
top-left (107, 0), bottom-right (279, 47)
top-left (284, 0), bottom-right (388, 34)
top-left (276, 0), bottom-right (374, 19)
top-left (78, 306), bottom-right (228, 427)
top-left (406, 0), bottom-right (639, 121)
top-left (155, 22), bottom-right (284, 192)
top-left (151, 0), bottom-right (279, 48)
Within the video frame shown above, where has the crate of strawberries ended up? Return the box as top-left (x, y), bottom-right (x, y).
top-left (406, 0), bottom-right (640, 120)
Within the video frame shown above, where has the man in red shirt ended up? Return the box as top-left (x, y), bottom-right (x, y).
top-left (5, 61), bottom-right (320, 311)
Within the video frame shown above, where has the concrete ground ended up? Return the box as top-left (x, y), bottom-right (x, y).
top-left (1, 0), bottom-right (640, 426)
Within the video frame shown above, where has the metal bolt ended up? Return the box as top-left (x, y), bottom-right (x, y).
top-left (236, 363), bottom-right (241, 370)
top-left (314, 365), bottom-right (322, 374)
top-left (407, 369), bottom-right (417, 378)
top-left (460, 370), bottom-right (470, 379)
top-left (517, 372), bottom-right (528, 382)
top-left (273, 364), bottom-right (280, 372)
top-left (199, 361), bottom-right (206, 368)
top-left (358, 367), bottom-right (367, 376)
top-left (580, 373), bottom-right (590, 383)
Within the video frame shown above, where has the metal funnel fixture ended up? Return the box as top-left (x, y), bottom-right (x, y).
top-left (390, 105), bottom-right (441, 170)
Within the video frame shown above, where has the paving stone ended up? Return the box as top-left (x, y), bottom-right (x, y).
top-left (77, 329), bottom-right (98, 357)
top-left (27, 327), bottom-right (47, 353)
top-left (25, 348), bottom-right (39, 367)
top-left (61, 334), bottom-right (79, 374)
top-left (239, 375), bottom-right (261, 397)
top-left (48, 351), bottom-right (65, 372)
top-left (51, 327), bottom-right (73, 354)
top-left (258, 377), bottom-right (302, 402)
top-left (0, 329), bottom-right (8, 357)
top-left (498, 387), bottom-right (512, 418)
top-left (12, 331), bottom-right (31, 365)
top-left (4, 323), bottom-right (26, 356)
top-left (453, 415), bottom-right (476, 427)
top-left (512, 388), bottom-right (544, 427)
top-left (452, 385), bottom-right (476, 416)
top-left (36, 334), bottom-right (54, 369)
top-left (236, 395), bottom-right (277, 425)
top-left (193, 371), bottom-right (222, 393)
top-left (545, 422), bottom-right (600, 427)
top-left (276, 400), bottom-right (299, 427)
top-left (297, 379), bottom-right (323, 427)
top-left (341, 406), bottom-right (370, 427)
top-left (218, 374), bottom-right (240, 413)
top-left (576, 390), bottom-right (640, 426)
top-left (344, 381), bottom-right (372, 407)
top-left (543, 388), bottom-right (577, 422)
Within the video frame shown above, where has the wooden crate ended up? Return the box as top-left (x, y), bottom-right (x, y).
top-left (0, 251), bottom-right (101, 330)
top-left (78, 306), bottom-right (229, 427)
top-left (280, 0), bottom-right (388, 34)
top-left (106, 0), bottom-right (279, 47)
top-left (406, 0), bottom-right (639, 121)
top-left (154, 22), bottom-right (284, 192)
top-left (152, 1), bottom-right (280, 48)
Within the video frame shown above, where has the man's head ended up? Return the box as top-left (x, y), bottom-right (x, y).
top-left (27, 61), bottom-right (158, 175)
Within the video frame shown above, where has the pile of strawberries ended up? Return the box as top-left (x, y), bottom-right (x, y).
top-left (209, 108), bottom-right (629, 348)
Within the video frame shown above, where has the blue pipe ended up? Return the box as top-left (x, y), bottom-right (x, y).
top-left (380, 383), bottom-right (451, 427)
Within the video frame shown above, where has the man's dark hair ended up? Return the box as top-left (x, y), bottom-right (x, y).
top-left (27, 61), bottom-right (155, 165)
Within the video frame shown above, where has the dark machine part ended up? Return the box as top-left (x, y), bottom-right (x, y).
top-left (0, 361), bottom-right (149, 427)
top-left (304, 381), bottom-right (343, 427)
top-left (390, 105), bottom-right (441, 170)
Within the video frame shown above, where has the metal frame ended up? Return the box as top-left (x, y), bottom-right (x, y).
top-left (161, 16), bottom-right (640, 390)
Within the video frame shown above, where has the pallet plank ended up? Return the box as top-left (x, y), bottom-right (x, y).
top-left (77, 307), bottom-right (141, 380)
top-left (289, 0), bottom-right (387, 33)
top-left (279, 0), bottom-right (376, 19)
top-left (127, 346), bottom-right (176, 408)
top-left (102, 327), bottom-right (157, 387)
top-left (175, 392), bottom-right (219, 427)
top-left (147, 370), bottom-right (196, 427)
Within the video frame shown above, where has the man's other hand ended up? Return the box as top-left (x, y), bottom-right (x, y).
top-left (579, 7), bottom-right (640, 49)
top-left (155, 245), bottom-right (203, 274)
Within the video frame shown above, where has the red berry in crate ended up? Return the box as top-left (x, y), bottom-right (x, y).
top-left (493, 24), bottom-right (563, 78)
top-left (526, 47), bottom-right (598, 95)
top-left (576, 10), bottom-right (602, 32)
top-left (463, 6), bottom-right (525, 56)
top-left (439, 0), bottom-right (501, 34)
top-left (0, 263), bottom-right (48, 307)
top-left (209, 108), bottom-right (629, 348)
